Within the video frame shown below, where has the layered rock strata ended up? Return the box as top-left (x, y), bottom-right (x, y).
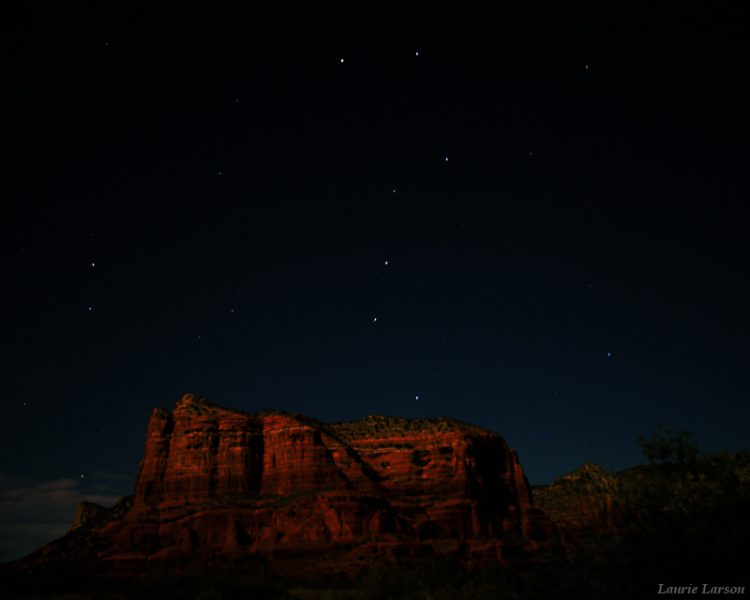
top-left (20, 394), bottom-right (555, 578)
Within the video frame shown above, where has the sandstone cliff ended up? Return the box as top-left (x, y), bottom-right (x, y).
top-left (17, 394), bottom-right (555, 579)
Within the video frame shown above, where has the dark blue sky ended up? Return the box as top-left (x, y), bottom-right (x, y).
top-left (2, 3), bottom-right (749, 560)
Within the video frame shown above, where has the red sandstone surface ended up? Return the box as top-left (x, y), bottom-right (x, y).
top-left (18, 394), bottom-right (555, 578)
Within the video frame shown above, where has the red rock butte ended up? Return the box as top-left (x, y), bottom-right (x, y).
top-left (23, 394), bottom-right (555, 578)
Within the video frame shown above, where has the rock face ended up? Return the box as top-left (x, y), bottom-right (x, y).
top-left (69, 501), bottom-right (114, 532)
top-left (533, 463), bottom-right (621, 544)
top-left (21, 394), bottom-right (554, 579)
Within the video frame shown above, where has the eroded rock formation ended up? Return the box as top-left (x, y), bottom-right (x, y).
top-left (18, 394), bottom-right (555, 579)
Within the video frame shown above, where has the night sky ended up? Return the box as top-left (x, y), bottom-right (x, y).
top-left (2, 4), bottom-right (749, 561)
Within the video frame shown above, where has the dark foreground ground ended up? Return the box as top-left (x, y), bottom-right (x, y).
top-left (3, 556), bottom-right (749, 600)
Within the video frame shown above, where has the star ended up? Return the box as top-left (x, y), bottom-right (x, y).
top-left (415, 395), bottom-right (420, 401)
top-left (415, 51), bottom-right (420, 57)
top-left (392, 188), bottom-right (396, 194)
top-left (585, 64), bottom-right (590, 70)
top-left (80, 474), bottom-right (85, 479)
top-left (444, 156), bottom-right (449, 162)
top-left (607, 352), bottom-right (612, 358)
top-left (88, 306), bottom-right (93, 311)
top-left (384, 260), bottom-right (389, 266)
top-left (340, 58), bottom-right (344, 64)
top-left (371, 317), bottom-right (378, 323)
top-left (90, 262), bottom-right (96, 268)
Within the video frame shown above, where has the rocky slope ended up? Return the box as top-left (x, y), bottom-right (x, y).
top-left (13, 394), bottom-right (554, 579)
top-left (532, 462), bottom-right (621, 544)
top-left (531, 452), bottom-right (750, 586)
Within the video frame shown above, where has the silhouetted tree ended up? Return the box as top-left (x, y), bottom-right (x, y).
top-left (637, 425), bottom-right (698, 466)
